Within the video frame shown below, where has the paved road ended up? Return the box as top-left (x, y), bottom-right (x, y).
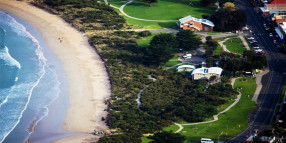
top-left (229, 0), bottom-right (286, 142)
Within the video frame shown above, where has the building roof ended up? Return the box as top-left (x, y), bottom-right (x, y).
top-left (270, 0), bottom-right (286, 4)
top-left (191, 67), bottom-right (223, 75)
top-left (179, 15), bottom-right (215, 27)
top-left (266, 4), bottom-right (286, 10)
top-left (176, 65), bottom-right (196, 69)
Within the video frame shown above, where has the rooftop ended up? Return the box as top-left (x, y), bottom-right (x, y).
top-left (269, 0), bottom-right (286, 4)
top-left (191, 67), bottom-right (223, 75)
top-left (179, 15), bottom-right (215, 27)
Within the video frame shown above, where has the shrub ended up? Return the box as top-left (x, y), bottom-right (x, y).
top-left (138, 30), bottom-right (152, 37)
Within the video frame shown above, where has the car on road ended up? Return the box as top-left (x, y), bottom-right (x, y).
top-left (248, 37), bottom-right (255, 40)
top-left (273, 40), bottom-right (277, 44)
top-left (242, 26), bottom-right (249, 30)
top-left (183, 54), bottom-right (192, 60)
top-left (257, 52), bottom-right (265, 56)
top-left (252, 42), bottom-right (259, 47)
top-left (250, 40), bottom-right (257, 43)
top-left (269, 33), bottom-right (273, 37)
top-left (201, 138), bottom-right (214, 143)
top-left (255, 49), bottom-right (263, 53)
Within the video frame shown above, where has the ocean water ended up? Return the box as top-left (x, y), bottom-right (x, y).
top-left (0, 11), bottom-right (67, 143)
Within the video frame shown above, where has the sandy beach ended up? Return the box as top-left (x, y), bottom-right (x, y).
top-left (0, 0), bottom-right (111, 142)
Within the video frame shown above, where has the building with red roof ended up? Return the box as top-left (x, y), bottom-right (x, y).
top-left (269, 0), bottom-right (286, 4)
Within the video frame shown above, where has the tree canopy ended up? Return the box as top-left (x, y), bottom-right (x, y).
top-left (145, 33), bottom-right (178, 65)
top-left (211, 8), bottom-right (247, 31)
top-left (176, 30), bottom-right (202, 51)
top-left (149, 131), bottom-right (186, 143)
top-left (200, 0), bottom-right (217, 6)
top-left (223, 2), bottom-right (236, 9)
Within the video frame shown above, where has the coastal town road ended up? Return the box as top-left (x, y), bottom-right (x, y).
top-left (229, 0), bottom-right (286, 142)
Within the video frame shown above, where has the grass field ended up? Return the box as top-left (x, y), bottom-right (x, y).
top-left (124, 0), bottom-right (216, 20)
top-left (111, 0), bottom-right (216, 29)
top-left (136, 33), bottom-right (161, 47)
top-left (213, 45), bottom-right (223, 55)
top-left (224, 38), bottom-right (246, 55)
top-left (114, 8), bottom-right (177, 29)
top-left (180, 77), bottom-right (257, 143)
top-left (165, 55), bottom-right (181, 67)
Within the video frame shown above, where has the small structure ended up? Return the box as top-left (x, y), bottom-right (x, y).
top-left (191, 67), bottom-right (223, 80)
top-left (178, 15), bottom-right (215, 31)
top-left (176, 65), bottom-right (196, 72)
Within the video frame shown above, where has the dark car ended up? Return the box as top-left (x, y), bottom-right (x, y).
top-left (251, 42), bottom-right (259, 47)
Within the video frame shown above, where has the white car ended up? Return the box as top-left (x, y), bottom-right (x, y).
top-left (247, 37), bottom-right (255, 40)
top-left (253, 46), bottom-right (260, 49)
top-left (255, 49), bottom-right (263, 53)
top-left (201, 138), bottom-right (214, 143)
top-left (273, 40), bottom-right (277, 44)
top-left (183, 54), bottom-right (192, 59)
top-left (269, 33), bottom-right (273, 37)
top-left (242, 26), bottom-right (249, 30)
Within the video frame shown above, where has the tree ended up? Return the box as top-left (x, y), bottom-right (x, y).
top-left (145, 33), bottom-right (178, 65)
top-left (149, 131), bottom-right (186, 143)
top-left (176, 30), bottom-right (202, 51)
top-left (218, 0), bottom-right (234, 7)
top-left (200, 0), bottom-right (217, 6)
top-left (144, 0), bottom-right (158, 6)
top-left (211, 8), bottom-right (247, 31)
top-left (223, 2), bottom-right (236, 9)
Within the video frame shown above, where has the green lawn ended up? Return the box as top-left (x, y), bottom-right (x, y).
top-left (224, 38), bottom-right (246, 55)
top-left (165, 56), bottom-right (181, 67)
top-left (114, 8), bottom-right (177, 29)
top-left (142, 136), bottom-right (153, 143)
top-left (112, 0), bottom-right (216, 29)
top-left (136, 33), bottom-right (161, 47)
top-left (124, 0), bottom-right (217, 20)
top-left (180, 77), bottom-right (257, 143)
top-left (213, 35), bottom-right (237, 42)
top-left (213, 45), bottom-right (223, 55)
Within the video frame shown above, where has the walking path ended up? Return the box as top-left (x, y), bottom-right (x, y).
top-left (239, 35), bottom-right (250, 50)
top-left (218, 38), bottom-right (231, 53)
top-left (252, 69), bottom-right (269, 102)
top-left (174, 78), bottom-right (241, 133)
top-left (105, 0), bottom-right (177, 22)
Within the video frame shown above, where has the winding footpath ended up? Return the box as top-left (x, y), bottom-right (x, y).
top-left (218, 38), bottom-right (231, 53)
top-left (175, 78), bottom-right (240, 133)
top-left (104, 0), bottom-right (176, 22)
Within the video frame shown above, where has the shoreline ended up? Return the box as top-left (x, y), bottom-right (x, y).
top-left (0, 0), bottom-right (111, 142)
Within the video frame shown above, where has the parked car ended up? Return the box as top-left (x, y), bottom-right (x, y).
top-left (253, 46), bottom-right (260, 49)
top-left (248, 37), bottom-right (255, 40)
top-left (269, 33), bottom-right (273, 37)
top-left (201, 138), bottom-right (214, 143)
top-left (183, 54), bottom-right (192, 60)
top-left (242, 26), bottom-right (249, 30)
top-left (273, 40), bottom-right (277, 44)
top-left (250, 40), bottom-right (257, 43)
top-left (255, 49), bottom-right (263, 53)
top-left (257, 52), bottom-right (265, 56)
top-left (251, 42), bottom-right (259, 47)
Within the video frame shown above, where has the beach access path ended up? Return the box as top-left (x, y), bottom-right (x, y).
top-left (0, 0), bottom-right (111, 142)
